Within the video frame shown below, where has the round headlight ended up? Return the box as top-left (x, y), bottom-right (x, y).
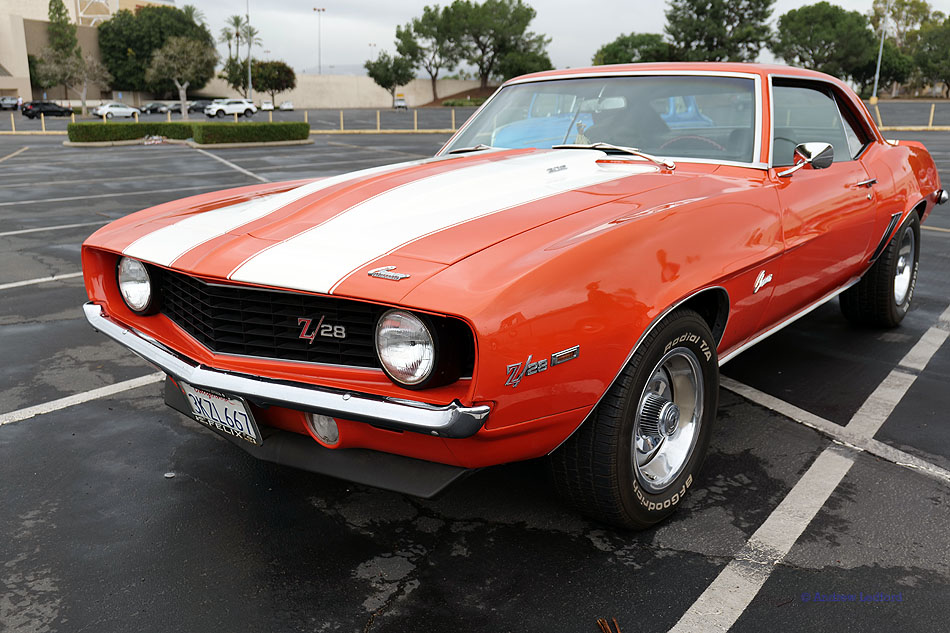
top-left (375, 309), bottom-right (435, 386)
top-left (117, 257), bottom-right (152, 313)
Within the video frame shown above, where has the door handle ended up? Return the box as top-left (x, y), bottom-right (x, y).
top-left (854, 178), bottom-right (877, 188)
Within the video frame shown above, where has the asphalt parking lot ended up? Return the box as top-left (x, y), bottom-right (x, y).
top-left (1, 129), bottom-right (949, 632)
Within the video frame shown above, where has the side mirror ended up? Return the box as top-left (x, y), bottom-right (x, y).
top-left (777, 142), bottom-right (834, 178)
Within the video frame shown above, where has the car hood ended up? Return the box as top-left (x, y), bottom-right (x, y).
top-left (87, 148), bottom-right (700, 301)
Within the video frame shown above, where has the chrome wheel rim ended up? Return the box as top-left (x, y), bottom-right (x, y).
top-left (632, 347), bottom-right (703, 494)
top-left (894, 226), bottom-right (915, 305)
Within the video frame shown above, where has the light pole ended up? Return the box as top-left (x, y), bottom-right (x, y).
top-left (870, 2), bottom-right (888, 105)
top-left (246, 0), bottom-right (253, 101)
top-left (313, 8), bottom-right (325, 74)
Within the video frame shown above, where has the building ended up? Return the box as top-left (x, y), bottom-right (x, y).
top-left (0, 0), bottom-right (173, 101)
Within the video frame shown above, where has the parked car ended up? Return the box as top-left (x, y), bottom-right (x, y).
top-left (260, 100), bottom-right (274, 111)
top-left (393, 96), bottom-right (408, 110)
top-left (278, 100), bottom-right (294, 111)
top-left (189, 99), bottom-right (213, 113)
top-left (21, 101), bottom-right (73, 118)
top-left (204, 99), bottom-right (256, 118)
top-left (0, 96), bottom-right (18, 110)
top-left (80, 63), bottom-right (945, 529)
top-left (93, 102), bottom-right (140, 118)
top-left (140, 102), bottom-right (168, 114)
top-left (165, 101), bottom-right (186, 113)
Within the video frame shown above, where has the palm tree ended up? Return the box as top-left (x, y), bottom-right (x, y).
top-left (182, 4), bottom-right (206, 26)
top-left (227, 15), bottom-right (246, 61)
top-left (240, 24), bottom-right (262, 53)
top-left (218, 27), bottom-right (234, 58)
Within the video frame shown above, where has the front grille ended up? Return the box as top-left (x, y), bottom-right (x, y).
top-left (160, 270), bottom-right (382, 368)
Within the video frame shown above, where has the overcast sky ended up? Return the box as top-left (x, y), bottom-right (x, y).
top-left (192, 0), bottom-right (950, 75)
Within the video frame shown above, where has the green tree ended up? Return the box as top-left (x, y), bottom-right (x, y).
top-left (226, 15), bottom-right (245, 61)
top-left (396, 5), bottom-right (463, 102)
top-left (37, 49), bottom-right (112, 114)
top-left (48, 0), bottom-right (78, 58)
top-left (220, 56), bottom-right (249, 94)
top-left (451, 0), bottom-right (549, 89)
top-left (364, 51), bottom-right (415, 107)
top-left (145, 36), bottom-right (217, 120)
top-left (592, 33), bottom-right (674, 65)
top-left (98, 5), bottom-right (213, 92)
top-left (870, 0), bottom-right (940, 50)
top-left (665, 0), bottom-right (774, 62)
top-left (771, 3), bottom-right (876, 81)
top-left (495, 37), bottom-right (552, 80)
top-left (912, 20), bottom-right (950, 96)
top-left (254, 60), bottom-right (296, 102)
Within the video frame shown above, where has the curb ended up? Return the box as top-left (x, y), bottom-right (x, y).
top-left (310, 129), bottom-right (455, 135)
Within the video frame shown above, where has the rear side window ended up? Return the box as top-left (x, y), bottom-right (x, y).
top-left (771, 82), bottom-right (856, 167)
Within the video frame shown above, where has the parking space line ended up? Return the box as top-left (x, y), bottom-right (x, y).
top-left (195, 148), bottom-right (269, 183)
top-left (673, 303), bottom-right (950, 632)
top-left (0, 221), bottom-right (108, 237)
top-left (0, 373), bottom-right (163, 426)
top-left (0, 183), bottom-right (226, 207)
top-left (922, 225), bottom-right (950, 233)
top-left (0, 272), bottom-right (83, 290)
top-left (0, 169), bottom-right (225, 190)
top-left (669, 447), bottom-right (854, 633)
top-left (721, 377), bottom-right (950, 483)
top-left (0, 146), bottom-right (28, 163)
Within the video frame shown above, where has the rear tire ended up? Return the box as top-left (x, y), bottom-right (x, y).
top-left (840, 213), bottom-right (920, 327)
top-left (549, 309), bottom-right (718, 529)
top-left (244, 109), bottom-right (253, 117)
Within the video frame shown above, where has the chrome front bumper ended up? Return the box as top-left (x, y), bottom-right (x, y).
top-left (83, 302), bottom-right (491, 439)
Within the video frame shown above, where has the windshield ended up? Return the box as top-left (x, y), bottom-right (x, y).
top-left (443, 75), bottom-right (757, 164)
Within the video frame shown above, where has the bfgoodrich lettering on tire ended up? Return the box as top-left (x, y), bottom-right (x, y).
top-left (840, 213), bottom-right (920, 328)
top-left (549, 309), bottom-right (718, 529)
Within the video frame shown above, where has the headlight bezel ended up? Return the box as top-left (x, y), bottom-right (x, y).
top-left (374, 308), bottom-right (466, 390)
top-left (115, 256), bottom-right (159, 314)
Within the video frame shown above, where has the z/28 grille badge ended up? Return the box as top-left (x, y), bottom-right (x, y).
top-left (506, 345), bottom-right (580, 387)
top-left (298, 316), bottom-right (347, 342)
top-left (368, 266), bottom-right (411, 281)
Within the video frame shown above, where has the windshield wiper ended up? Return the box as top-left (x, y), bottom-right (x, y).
top-left (447, 144), bottom-right (495, 155)
top-left (552, 142), bottom-right (675, 170)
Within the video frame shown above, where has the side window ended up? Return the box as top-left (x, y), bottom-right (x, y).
top-left (836, 96), bottom-right (871, 159)
top-left (771, 83), bottom-right (852, 167)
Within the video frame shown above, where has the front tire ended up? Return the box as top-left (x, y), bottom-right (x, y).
top-left (244, 109), bottom-right (253, 117)
top-left (840, 213), bottom-right (920, 327)
top-left (215, 110), bottom-right (224, 118)
top-left (549, 309), bottom-right (718, 529)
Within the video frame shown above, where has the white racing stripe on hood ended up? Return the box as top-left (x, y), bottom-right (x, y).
top-left (122, 159), bottom-right (426, 267)
top-left (230, 150), bottom-right (645, 294)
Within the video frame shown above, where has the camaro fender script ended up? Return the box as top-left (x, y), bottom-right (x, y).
top-left (506, 345), bottom-right (580, 387)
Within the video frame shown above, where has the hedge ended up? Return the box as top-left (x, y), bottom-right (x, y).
top-left (191, 122), bottom-right (310, 144)
top-left (441, 98), bottom-right (487, 107)
top-left (67, 121), bottom-right (310, 144)
top-left (68, 122), bottom-right (194, 142)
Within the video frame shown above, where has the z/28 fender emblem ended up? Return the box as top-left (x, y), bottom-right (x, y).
top-left (506, 345), bottom-right (580, 387)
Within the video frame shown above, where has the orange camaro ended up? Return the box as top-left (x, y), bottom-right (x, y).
top-left (82, 63), bottom-right (945, 528)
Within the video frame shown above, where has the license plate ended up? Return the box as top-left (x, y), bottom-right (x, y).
top-left (179, 382), bottom-right (261, 446)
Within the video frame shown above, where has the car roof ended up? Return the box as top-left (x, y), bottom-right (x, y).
top-left (506, 62), bottom-right (846, 87)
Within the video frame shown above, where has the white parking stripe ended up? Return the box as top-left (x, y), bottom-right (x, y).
top-left (669, 448), bottom-right (854, 633)
top-left (195, 148), bottom-right (270, 183)
top-left (0, 146), bottom-right (28, 163)
top-left (922, 225), bottom-right (950, 233)
top-left (673, 304), bottom-right (949, 632)
top-left (721, 376), bottom-right (950, 484)
top-left (0, 272), bottom-right (83, 290)
top-left (0, 221), bottom-right (108, 237)
top-left (0, 183), bottom-right (229, 207)
top-left (0, 373), bottom-right (163, 426)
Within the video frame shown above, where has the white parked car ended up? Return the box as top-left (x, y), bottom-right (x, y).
top-left (278, 100), bottom-right (294, 111)
top-left (94, 102), bottom-right (141, 118)
top-left (260, 100), bottom-right (274, 111)
top-left (204, 99), bottom-right (257, 118)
